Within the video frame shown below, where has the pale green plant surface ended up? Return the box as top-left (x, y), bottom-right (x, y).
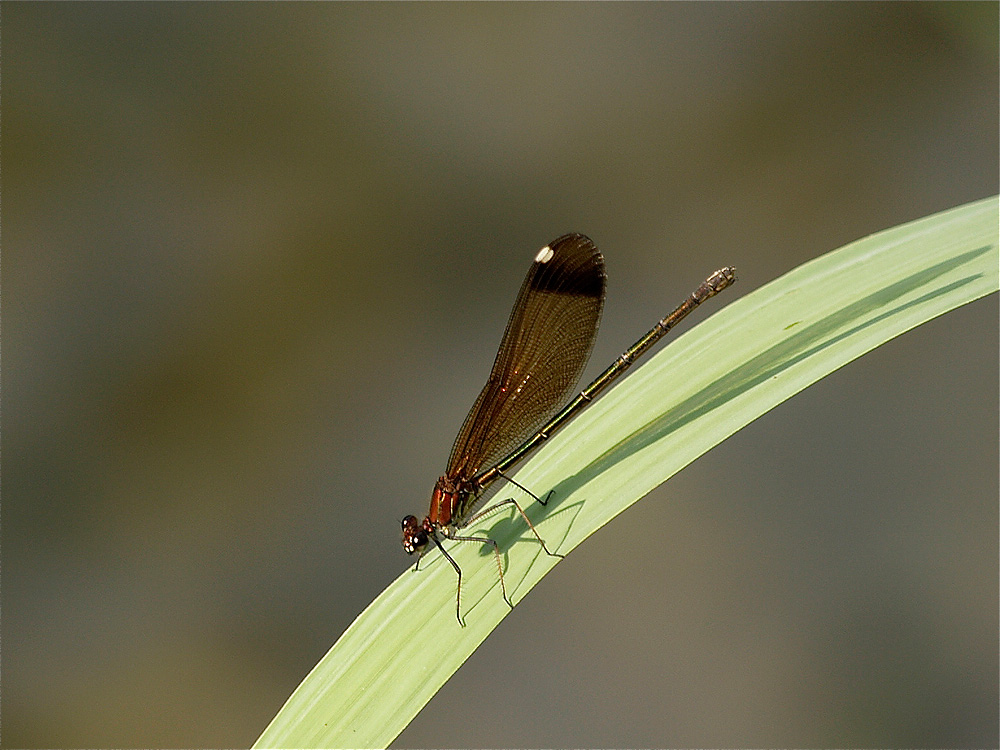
top-left (255, 195), bottom-right (998, 749)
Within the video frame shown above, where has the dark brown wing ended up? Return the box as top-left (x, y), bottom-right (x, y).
top-left (446, 233), bottom-right (605, 483)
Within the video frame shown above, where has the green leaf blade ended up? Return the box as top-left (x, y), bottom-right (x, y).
top-left (255, 195), bottom-right (998, 749)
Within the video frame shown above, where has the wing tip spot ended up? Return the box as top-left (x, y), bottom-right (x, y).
top-left (535, 245), bottom-right (555, 263)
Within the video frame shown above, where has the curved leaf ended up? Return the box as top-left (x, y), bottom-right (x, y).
top-left (255, 195), bottom-right (998, 749)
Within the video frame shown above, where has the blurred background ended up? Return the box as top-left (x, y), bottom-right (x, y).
top-left (4, 3), bottom-right (997, 747)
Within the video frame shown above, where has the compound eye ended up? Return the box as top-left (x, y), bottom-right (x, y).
top-left (401, 516), bottom-right (428, 555)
